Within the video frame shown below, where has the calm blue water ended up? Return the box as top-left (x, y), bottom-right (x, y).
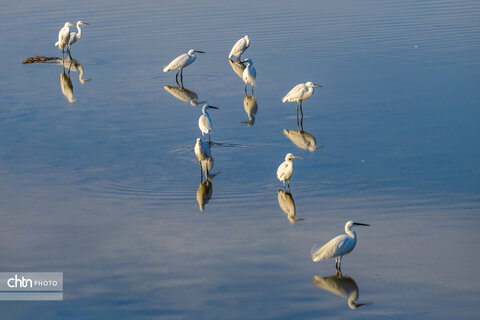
top-left (0, 0), bottom-right (479, 318)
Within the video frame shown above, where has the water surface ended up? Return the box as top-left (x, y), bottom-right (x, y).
top-left (0, 0), bottom-right (479, 319)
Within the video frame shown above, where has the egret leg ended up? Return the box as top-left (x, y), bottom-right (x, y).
top-left (338, 256), bottom-right (343, 272)
top-left (175, 71), bottom-right (179, 85)
top-left (300, 111), bottom-right (304, 132)
top-left (245, 85), bottom-right (247, 94)
top-left (180, 69), bottom-right (184, 86)
top-left (252, 86), bottom-right (254, 96)
top-left (288, 180), bottom-right (291, 191)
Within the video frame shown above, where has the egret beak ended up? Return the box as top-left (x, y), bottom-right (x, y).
top-left (207, 106), bottom-right (219, 109)
top-left (313, 83), bottom-right (323, 87)
top-left (194, 50), bottom-right (205, 53)
top-left (353, 222), bottom-right (370, 226)
top-left (81, 22), bottom-right (90, 25)
top-left (293, 156), bottom-right (302, 159)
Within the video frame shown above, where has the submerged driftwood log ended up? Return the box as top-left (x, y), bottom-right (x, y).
top-left (22, 56), bottom-right (60, 64)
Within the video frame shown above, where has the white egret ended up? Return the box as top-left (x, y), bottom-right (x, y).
top-left (194, 138), bottom-right (211, 162)
top-left (194, 137), bottom-right (215, 177)
top-left (228, 35), bottom-right (250, 60)
top-left (67, 21), bottom-right (89, 56)
top-left (198, 104), bottom-right (219, 142)
top-left (312, 221), bottom-right (370, 271)
top-left (276, 153), bottom-right (302, 189)
top-left (163, 49), bottom-right (205, 85)
top-left (313, 272), bottom-right (370, 309)
top-left (55, 22), bottom-right (74, 54)
top-left (241, 58), bottom-right (256, 94)
top-left (282, 82), bottom-right (322, 117)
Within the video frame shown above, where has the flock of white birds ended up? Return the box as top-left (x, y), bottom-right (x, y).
top-left (54, 23), bottom-right (369, 272)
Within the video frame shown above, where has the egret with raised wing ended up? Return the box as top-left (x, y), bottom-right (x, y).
top-left (312, 221), bottom-right (370, 272)
top-left (55, 22), bottom-right (74, 55)
top-left (198, 104), bottom-right (219, 142)
top-left (229, 35), bottom-right (250, 60)
top-left (163, 49), bottom-right (204, 85)
top-left (276, 153), bottom-right (302, 189)
top-left (282, 82), bottom-right (322, 117)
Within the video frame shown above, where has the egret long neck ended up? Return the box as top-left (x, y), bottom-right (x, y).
top-left (76, 23), bottom-right (83, 40)
top-left (345, 225), bottom-right (356, 239)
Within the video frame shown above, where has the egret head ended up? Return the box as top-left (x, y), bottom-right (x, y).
top-left (189, 49), bottom-right (205, 55)
top-left (196, 138), bottom-right (201, 144)
top-left (306, 81), bottom-right (322, 88)
top-left (285, 153), bottom-right (302, 160)
top-left (241, 58), bottom-right (253, 65)
top-left (202, 104), bottom-right (219, 112)
top-left (65, 22), bottom-right (74, 27)
top-left (345, 221), bottom-right (370, 230)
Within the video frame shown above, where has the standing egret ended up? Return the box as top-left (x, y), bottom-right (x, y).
top-left (194, 138), bottom-right (211, 161)
top-left (276, 153), bottom-right (302, 189)
top-left (55, 22), bottom-right (74, 55)
top-left (67, 21), bottom-right (89, 56)
top-left (228, 35), bottom-right (250, 60)
top-left (282, 82), bottom-right (322, 117)
top-left (198, 104), bottom-right (219, 143)
top-left (312, 221), bottom-right (370, 272)
top-left (194, 137), bottom-right (213, 178)
top-left (163, 49), bottom-right (205, 86)
top-left (242, 58), bottom-right (256, 94)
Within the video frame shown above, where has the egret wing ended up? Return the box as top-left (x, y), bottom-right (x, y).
top-left (312, 234), bottom-right (349, 262)
top-left (276, 161), bottom-right (288, 180)
top-left (282, 83), bottom-right (307, 102)
top-left (229, 38), bottom-right (247, 58)
top-left (198, 115), bottom-right (212, 134)
top-left (164, 53), bottom-right (189, 72)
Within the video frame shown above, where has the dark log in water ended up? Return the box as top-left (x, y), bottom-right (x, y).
top-left (22, 56), bottom-right (60, 64)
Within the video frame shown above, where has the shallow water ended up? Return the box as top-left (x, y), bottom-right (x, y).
top-left (1, 0), bottom-right (479, 318)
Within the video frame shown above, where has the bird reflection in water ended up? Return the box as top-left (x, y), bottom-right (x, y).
top-left (242, 93), bottom-right (258, 126)
top-left (58, 58), bottom-right (91, 83)
top-left (313, 271), bottom-right (371, 309)
top-left (197, 178), bottom-right (212, 211)
top-left (283, 106), bottom-right (323, 152)
top-left (60, 71), bottom-right (76, 103)
top-left (228, 58), bottom-right (246, 80)
top-left (58, 58), bottom-right (91, 103)
top-left (163, 85), bottom-right (206, 106)
top-left (277, 189), bottom-right (304, 223)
